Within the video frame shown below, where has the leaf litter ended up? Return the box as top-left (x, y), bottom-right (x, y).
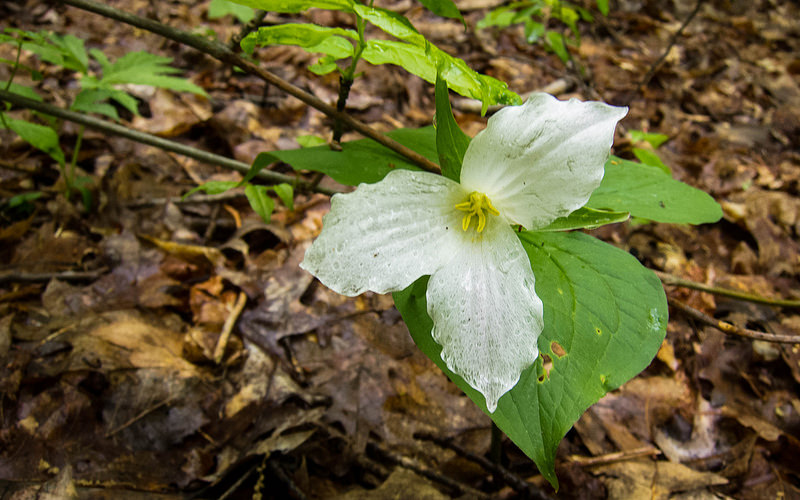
top-left (2, 0), bottom-right (800, 497)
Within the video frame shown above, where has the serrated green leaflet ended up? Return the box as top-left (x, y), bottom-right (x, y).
top-left (1, 117), bottom-right (64, 166)
top-left (249, 127), bottom-right (437, 186)
top-left (434, 74), bottom-right (470, 182)
top-left (87, 50), bottom-right (207, 96)
top-left (393, 231), bottom-right (667, 488)
top-left (226, 0), bottom-right (355, 13)
top-left (588, 156), bottom-right (723, 224)
top-left (539, 206), bottom-right (629, 231)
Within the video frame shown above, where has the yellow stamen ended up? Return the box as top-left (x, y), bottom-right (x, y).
top-left (455, 191), bottom-right (499, 233)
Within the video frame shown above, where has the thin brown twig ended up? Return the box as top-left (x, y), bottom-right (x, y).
top-left (628, 0), bottom-right (705, 104)
top-left (414, 432), bottom-right (554, 500)
top-left (669, 298), bottom-right (800, 344)
top-left (214, 291), bottom-right (248, 364)
top-left (568, 446), bottom-right (661, 467)
top-left (52, 0), bottom-right (441, 175)
top-left (655, 271), bottom-right (800, 309)
top-left (0, 268), bottom-right (108, 285)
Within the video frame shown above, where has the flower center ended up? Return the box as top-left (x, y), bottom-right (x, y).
top-left (455, 191), bottom-right (500, 233)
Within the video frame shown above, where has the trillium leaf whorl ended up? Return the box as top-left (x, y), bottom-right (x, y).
top-left (300, 93), bottom-right (627, 412)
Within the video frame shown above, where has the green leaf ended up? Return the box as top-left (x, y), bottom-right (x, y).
top-left (3, 116), bottom-right (64, 165)
top-left (416, 0), bottom-right (465, 24)
top-left (544, 30), bottom-right (569, 63)
top-left (182, 180), bottom-right (239, 199)
top-left (208, 0), bottom-right (257, 23)
top-left (250, 127), bottom-right (438, 186)
top-left (296, 134), bottom-right (327, 147)
top-left (46, 33), bottom-right (88, 74)
top-left (4, 82), bottom-right (42, 102)
top-left (523, 20), bottom-right (545, 43)
top-left (71, 89), bottom-right (121, 120)
top-left (434, 74), bottom-right (470, 182)
top-left (539, 206), bottom-right (630, 231)
top-left (244, 184), bottom-right (275, 222)
top-left (588, 156), bottom-right (723, 224)
top-left (241, 24), bottom-right (356, 58)
top-left (632, 147), bottom-right (670, 175)
top-left (90, 50), bottom-right (207, 96)
top-left (596, 0), bottom-right (609, 16)
top-left (394, 231), bottom-right (667, 488)
top-left (272, 183), bottom-right (294, 210)
top-left (362, 39), bottom-right (519, 111)
top-left (224, 0), bottom-right (356, 14)
top-left (630, 130), bottom-right (669, 149)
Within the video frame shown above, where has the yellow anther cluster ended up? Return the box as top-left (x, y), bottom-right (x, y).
top-left (455, 191), bottom-right (500, 233)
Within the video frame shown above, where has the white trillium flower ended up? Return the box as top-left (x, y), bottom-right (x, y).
top-left (301, 93), bottom-right (628, 412)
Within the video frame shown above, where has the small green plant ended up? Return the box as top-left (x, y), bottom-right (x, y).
top-left (477, 0), bottom-right (607, 64)
top-left (0, 28), bottom-right (206, 209)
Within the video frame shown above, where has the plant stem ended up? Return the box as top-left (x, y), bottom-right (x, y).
top-left (66, 124), bottom-right (85, 195)
top-left (0, 88), bottom-right (338, 195)
top-left (50, 0), bottom-right (441, 175)
top-left (655, 271), bottom-right (800, 309)
top-left (489, 421), bottom-right (503, 465)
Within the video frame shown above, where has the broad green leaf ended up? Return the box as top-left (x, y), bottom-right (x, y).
top-left (89, 50), bottom-right (207, 96)
top-left (539, 206), bottom-right (630, 231)
top-left (241, 24), bottom-right (356, 57)
top-left (524, 20), bottom-right (545, 43)
top-left (7, 191), bottom-right (42, 209)
top-left (434, 74), bottom-right (470, 182)
top-left (630, 130), bottom-right (669, 149)
top-left (362, 39), bottom-right (519, 111)
top-left (208, 0), bottom-right (257, 23)
top-left (272, 183), bottom-right (294, 210)
top-left (632, 147), bottom-right (670, 174)
top-left (225, 0), bottom-right (355, 14)
top-left (250, 127), bottom-right (437, 186)
top-left (596, 0), bottom-right (609, 15)
top-left (394, 231), bottom-right (667, 488)
top-left (588, 156), bottom-right (722, 224)
top-left (182, 180), bottom-right (239, 199)
top-left (245, 184), bottom-right (275, 222)
top-left (3, 117), bottom-right (64, 165)
top-left (476, 6), bottom-right (518, 29)
top-left (416, 0), bottom-right (465, 24)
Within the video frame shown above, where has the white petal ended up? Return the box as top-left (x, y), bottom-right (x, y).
top-left (301, 169), bottom-right (467, 296)
top-left (460, 93), bottom-right (628, 230)
top-left (426, 216), bottom-right (543, 412)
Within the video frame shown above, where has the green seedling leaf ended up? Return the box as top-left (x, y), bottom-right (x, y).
top-left (596, 0), bottom-right (609, 15)
top-left (2, 116), bottom-right (65, 166)
top-left (46, 33), bottom-right (88, 74)
top-left (545, 30), bottom-right (569, 63)
top-left (394, 231), bottom-right (667, 488)
top-left (416, 0), bottom-right (465, 24)
top-left (272, 183), bottom-right (294, 210)
top-left (182, 180), bottom-right (239, 199)
top-left (241, 24), bottom-right (356, 58)
top-left (71, 89), bottom-right (122, 120)
top-left (296, 134), bottom-right (327, 148)
top-left (244, 184), bottom-right (275, 222)
top-left (588, 156), bottom-right (723, 224)
top-left (4, 83), bottom-right (42, 102)
top-left (89, 49), bottom-right (207, 96)
top-left (632, 147), bottom-right (670, 175)
top-left (434, 74), bottom-right (470, 182)
top-left (539, 206), bottom-right (630, 231)
top-left (630, 130), bottom-right (669, 149)
top-left (208, 0), bottom-right (257, 22)
top-left (250, 127), bottom-right (438, 186)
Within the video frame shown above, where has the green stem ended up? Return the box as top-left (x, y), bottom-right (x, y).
top-left (489, 421), bottom-right (503, 465)
top-left (333, 14), bottom-right (366, 143)
top-left (3, 42), bottom-right (23, 92)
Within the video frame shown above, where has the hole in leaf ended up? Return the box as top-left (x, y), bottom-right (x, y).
top-left (538, 353), bottom-right (553, 383)
top-left (550, 340), bottom-right (566, 358)
top-left (595, 327), bottom-right (602, 335)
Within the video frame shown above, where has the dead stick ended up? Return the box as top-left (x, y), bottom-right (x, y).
top-left (655, 271), bottom-right (800, 309)
top-left (0, 267), bottom-right (108, 285)
top-left (569, 446), bottom-right (661, 467)
top-left (214, 292), bottom-right (248, 364)
top-left (670, 298), bottom-right (800, 344)
top-left (53, 0), bottom-right (441, 175)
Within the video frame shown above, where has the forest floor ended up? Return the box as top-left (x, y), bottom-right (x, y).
top-left (1, 0), bottom-right (800, 498)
